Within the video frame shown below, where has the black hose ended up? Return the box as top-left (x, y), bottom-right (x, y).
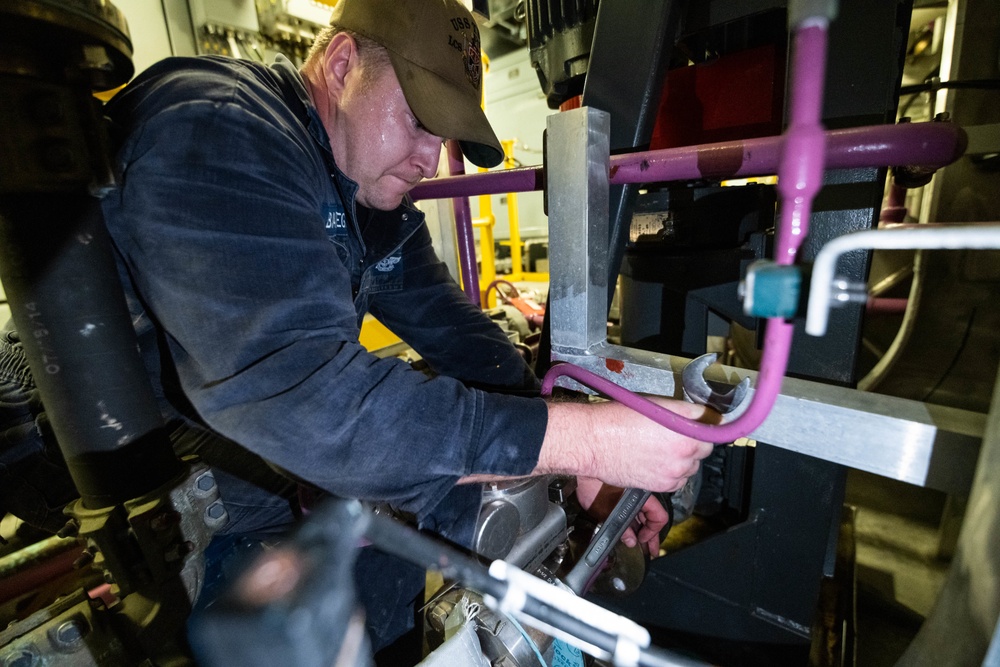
top-left (0, 194), bottom-right (181, 507)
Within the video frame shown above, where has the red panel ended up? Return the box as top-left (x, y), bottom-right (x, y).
top-left (650, 44), bottom-right (786, 151)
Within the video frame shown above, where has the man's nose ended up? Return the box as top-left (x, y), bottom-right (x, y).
top-left (413, 134), bottom-right (442, 179)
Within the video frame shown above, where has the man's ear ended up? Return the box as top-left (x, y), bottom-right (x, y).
top-left (323, 32), bottom-right (358, 100)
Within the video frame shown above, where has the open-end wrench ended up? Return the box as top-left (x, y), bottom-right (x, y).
top-left (681, 352), bottom-right (752, 414)
top-left (562, 486), bottom-right (652, 595)
top-left (562, 354), bottom-right (751, 595)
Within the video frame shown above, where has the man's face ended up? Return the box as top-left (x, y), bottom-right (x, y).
top-left (326, 60), bottom-right (443, 211)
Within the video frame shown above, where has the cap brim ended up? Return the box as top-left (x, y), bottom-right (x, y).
top-left (387, 51), bottom-right (503, 169)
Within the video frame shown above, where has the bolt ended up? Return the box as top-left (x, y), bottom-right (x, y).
top-left (195, 471), bottom-right (217, 493)
top-left (57, 519), bottom-right (79, 539)
top-left (51, 618), bottom-right (88, 651)
top-left (73, 550), bottom-right (94, 569)
top-left (205, 501), bottom-right (227, 521)
top-left (1, 648), bottom-right (38, 667)
top-left (426, 600), bottom-right (455, 633)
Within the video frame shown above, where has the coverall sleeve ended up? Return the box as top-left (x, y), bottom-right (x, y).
top-left (368, 224), bottom-right (541, 395)
top-left (103, 96), bottom-right (547, 527)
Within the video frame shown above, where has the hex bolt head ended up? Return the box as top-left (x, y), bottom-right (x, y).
top-left (51, 618), bottom-right (88, 651)
top-left (205, 500), bottom-right (228, 524)
top-left (1, 648), bottom-right (38, 667)
top-left (195, 471), bottom-right (217, 494)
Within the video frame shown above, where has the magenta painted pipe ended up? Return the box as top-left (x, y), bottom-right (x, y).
top-left (542, 21), bottom-right (830, 444)
top-left (411, 122), bottom-right (965, 202)
top-left (612, 121), bottom-right (964, 185)
top-left (775, 22), bottom-right (827, 266)
top-left (447, 140), bottom-right (481, 307)
top-left (879, 182), bottom-right (909, 224)
top-left (540, 322), bottom-right (796, 444)
top-left (866, 297), bottom-right (909, 314)
top-left (412, 165), bottom-right (544, 201)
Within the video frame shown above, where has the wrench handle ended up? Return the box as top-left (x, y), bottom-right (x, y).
top-left (563, 487), bottom-right (651, 595)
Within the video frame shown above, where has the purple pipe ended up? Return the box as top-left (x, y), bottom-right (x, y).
top-left (447, 140), bottom-right (480, 306)
top-left (542, 22), bottom-right (830, 444)
top-left (608, 123), bottom-right (963, 187)
top-left (411, 122), bottom-right (965, 202)
top-left (879, 182), bottom-right (909, 224)
top-left (540, 321), bottom-right (797, 444)
top-left (866, 297), bottom-right (909, 314)
top-left (412, 165), bottom-right (544, 201)
top-left (775, 22), bottom-right (827, 265)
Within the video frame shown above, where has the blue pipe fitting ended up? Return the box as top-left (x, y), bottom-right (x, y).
top-left (740, 260), bottom-right (803, 318)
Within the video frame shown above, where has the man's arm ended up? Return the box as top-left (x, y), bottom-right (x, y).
top-left (368, 223), bottom-right (540, 393)
top-left (461, 397), bottom-right (715, 555)
top-left (103, 91), bottom-right (550, 541)
top-left (462, 397), bottom-right (716, 493)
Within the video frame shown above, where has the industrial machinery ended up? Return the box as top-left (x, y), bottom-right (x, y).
top-left (1, 0), bottom-right (999, 666)
top-left (0, 1), bottom-right (226, 665)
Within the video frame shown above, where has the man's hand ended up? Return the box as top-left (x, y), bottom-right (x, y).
top-left (535, 397), bottom-right (718, 493)
top-left (575, 477), bottom-right (669, 557)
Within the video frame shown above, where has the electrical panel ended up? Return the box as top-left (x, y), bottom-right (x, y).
top-left (188, 0), bottom-right (334, 63)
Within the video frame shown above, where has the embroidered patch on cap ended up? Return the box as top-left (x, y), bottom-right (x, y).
top-left (463, 31), bottom-right (482, 89)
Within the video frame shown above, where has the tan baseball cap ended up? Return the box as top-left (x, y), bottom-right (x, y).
top-left (330, 0), bottom-right (503, 168)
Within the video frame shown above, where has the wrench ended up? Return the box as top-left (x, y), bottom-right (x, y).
top-left (561, 353), bottom-right (751, 595)
top-left (681, 352), bottom-right (752, 414)
top-left (562, 486), bottom-right (652, 595)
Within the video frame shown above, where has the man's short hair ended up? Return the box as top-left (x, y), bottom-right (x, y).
top-left (304, 26), bottom-right (392, 76)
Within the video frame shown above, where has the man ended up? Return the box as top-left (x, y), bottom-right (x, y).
top-left (0, 0), bottom-right (716, 658)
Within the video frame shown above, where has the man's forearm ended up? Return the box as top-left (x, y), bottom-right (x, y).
top-left (460, 399), bottom-right (715, 492)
